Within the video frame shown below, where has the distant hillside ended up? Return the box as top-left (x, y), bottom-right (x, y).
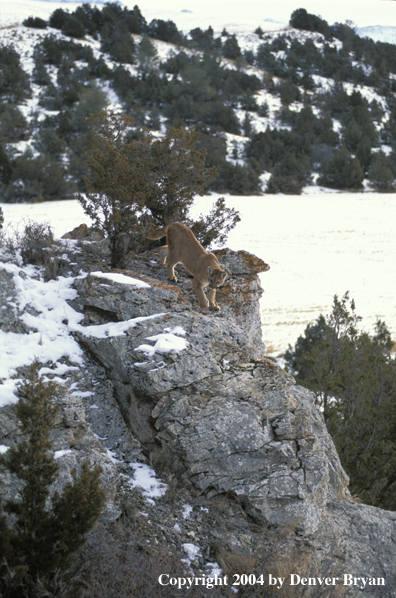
top-left (0, 3), bottom-right (396, 202)
top-left (356, 25), bottom-right (396, 45)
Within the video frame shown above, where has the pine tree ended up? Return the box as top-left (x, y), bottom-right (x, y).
top-left (0, 363), bottom-right (105, 594)
top-left (80, 111), bottom-right (239, 265)
top-left (284, 294), bottom-right (396, 509)
top-left (368, 153), bottom-right (396, 192)
top-left (136, 34), bottom-right (158, 79)
top-left (0, 144), bottom-right (13, 184)
top-left (222, 34), bottom-right (242, 60)
top-left (343, 117), bottom-right (362, 151)
top-left (317, 147), bottom-right (364, 189)
top-left (32, 59), bottom-right (52, 86)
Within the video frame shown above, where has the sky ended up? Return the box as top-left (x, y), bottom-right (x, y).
top-left (2, 0), bottom-right (395, 31)
top-left (125, 0), bottom-right (396, 28)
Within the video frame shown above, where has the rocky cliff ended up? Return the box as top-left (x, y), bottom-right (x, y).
top-left (0, 226), bottom-right (395, 596)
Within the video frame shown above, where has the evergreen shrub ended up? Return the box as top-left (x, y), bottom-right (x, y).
top-left (23, 16), bottom-right (47, 29)
top-left (2, 150), bottom-right (76, 203)
top-left (32, 59), bottom-right (52, 86)
top-left (49, 8), bottom-right (69, 30)
top-left (368, 153), bottom-right (396, 192)
top-left (317, 147), bottom-right (364, 189)
top-left (0, 45), bottom-right (32, 102)
top-left (61, 16), bottom-right (86, 39)
top-left (284, 293), bottom-right (396, 509)
top-left (79, 111), bottom-right (239, 266)
top-left (0, 363), bottom-right (105, 596)
top-left (0, 105), bottom-right (30, 143)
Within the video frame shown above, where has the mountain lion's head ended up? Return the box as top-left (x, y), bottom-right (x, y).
top-left (208, 267), bottom-right (229, 289)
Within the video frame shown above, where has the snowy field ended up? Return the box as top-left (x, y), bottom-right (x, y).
top-left (2, 191), bottom-right (395, 355)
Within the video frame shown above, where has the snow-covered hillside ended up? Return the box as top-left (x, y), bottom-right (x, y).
top-left (356, 25), bottom-right (396, 45)
top-left (1, 0), bottom-right (396, 201)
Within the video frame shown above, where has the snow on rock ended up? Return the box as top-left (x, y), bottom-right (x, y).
top-left (91, 271), bottom-right (151, 289)
top-left (135, 326), bottom-right (188, 358)
top-left (127, 462), bottom-right (168, 504)
top-left (54, 449), bottom-right (73, 459)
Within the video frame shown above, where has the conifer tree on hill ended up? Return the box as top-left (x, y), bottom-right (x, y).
top-left (79, 111), bottom-right (240, 267)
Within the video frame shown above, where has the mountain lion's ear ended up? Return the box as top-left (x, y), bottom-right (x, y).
top-left (225, 268), bottom-right (231, 276)
top-left (208, 266), bottom-right (214, 275)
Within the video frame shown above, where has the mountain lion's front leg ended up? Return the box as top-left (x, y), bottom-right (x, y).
top-left (192, 279), bottom-right (210, 308)
top-left (207, 288), bottom-right (220, 311)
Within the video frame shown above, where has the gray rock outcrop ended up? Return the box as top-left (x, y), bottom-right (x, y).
top-left (1, 230), bottom-right (395, 596)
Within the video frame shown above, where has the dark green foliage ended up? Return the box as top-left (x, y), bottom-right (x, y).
top-left (0, 45), bottom-right (31, 102)
top-left (147, 19), bottom-right (183, 44)
top-left (136, 35), bottom-right (158, 78)
top-left (197, 102), bottom-right (240, 134)
top-left (33, 35), bottom-right (64, 66)
top-left (100, 21), bottom-right (135, 64)
top-left (266, 174), bottom-right (304, 195)
top-left (246, 127), bottom-right (311, 171)
top-left (266, 152), bottom-right (311, 194)
top-left (88, 54), bottom-right (112, 78)
top-left (368, 152), bottom-right (396, 192)
top-left (8, 3), bottom-right (396, 201)
top-left (49, 8), bottom-right (69, 29)
top-left (284, 294), bottom-right (396, 510)
top-left (0, 105), bottom-right (30, 144)
top-left (0, 145), bottom-right (12, 185)
top-left (80, 112), bottom-right (238, 265)
top-left (123, 4), bottom-right (147, 34)
top-left (277, 80), bottom-right (301, 105)
top-left (78, 111), bottom-right (152, 265)
top-left (257, 101), bottom-right (269, 117)
top-left (34, 35), bottom-right (94, 68)
top-left (290, 9), bottom-right (332, 39)
top-left (342, 117), bottom-right (362, 151)
top-left (23, 16), bottom-right (47, 29)
top-left (73, 6), bottom-right (98, 38)
top-left (33, 128), bottom-right (66, 158)
top-left (0, 364), bottom-right (105, 594)
top-left (161, 50), bottom-right (191, 75)
top-left (2, 149), bottom-right (75, 203)
top-left (317, 147), bottom-right (364, 189)
top-left (189, 26), bottom-right (222, 52)
top-left (355, 136), bottom-right (372, 174)
top-left (222, 34), bottom-right (242, 60)
top-left (32, 59), bottom-right (52, 86)
top-left (61, 16), bottom-right (86, 39)
top-left (211, 161), bottom-right (262, 195)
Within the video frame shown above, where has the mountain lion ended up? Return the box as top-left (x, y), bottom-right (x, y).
top-left (147, 223), bottom-right (229, 311)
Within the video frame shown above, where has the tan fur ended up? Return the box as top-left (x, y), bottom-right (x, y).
top-left (147, 223), bottom-right (228, 311)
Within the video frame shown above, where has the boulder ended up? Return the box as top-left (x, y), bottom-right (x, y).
top-left (1, 233), bottom-right (395, 596)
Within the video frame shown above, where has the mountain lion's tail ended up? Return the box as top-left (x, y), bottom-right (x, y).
top-left (146, 225), bottom-right (169, 240)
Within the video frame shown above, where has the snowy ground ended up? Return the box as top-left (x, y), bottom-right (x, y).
top-left (2, 190), bottom-right (395, 356)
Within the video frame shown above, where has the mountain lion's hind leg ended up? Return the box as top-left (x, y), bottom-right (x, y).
top-left (159, 246), bottom-right (168, 266)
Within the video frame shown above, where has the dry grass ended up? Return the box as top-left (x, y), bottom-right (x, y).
top-left (0, 219), bottom-right (62, 280)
